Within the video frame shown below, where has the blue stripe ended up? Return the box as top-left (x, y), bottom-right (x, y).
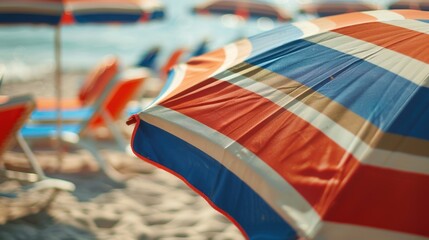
top-left (0, 14), bottom-right (61, 25)
top-left (74, 13), bottom-right (141, 23)
top-left (246, 39), bottom-right (429, 140)
top-left (248, 23), bottom-right (303, 58)
top-left (150, 10), bottom-right (165, 20)
top-left (419, 19), bottom-right (429, 23)
top-left (132, 120), bottom-right (297, 240)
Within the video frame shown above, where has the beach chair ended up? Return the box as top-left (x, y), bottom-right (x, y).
top-left (30, 68), bottom-right (149, 149)
top-left (0, 94), bottom-right (75, 198)
top-left (160, 48), bottom-right (188, 80)
top-left (136, 45), bottom-right (161, 71)
top-left (191, 38), bottom-right (209, 57)
top-left (22, 73), bottom-right (148, 182)
top-left (36, 55), bottom-right (119, 110)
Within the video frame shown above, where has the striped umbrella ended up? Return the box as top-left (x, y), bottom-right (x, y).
top-left (62, 0), bottom-right (165, 24)
top-left (193, 0), bottom-right (292, 22)
top-left (299, 0), bottom-right (380, 17)
top-left (128, 9), bottom-right (429, 240)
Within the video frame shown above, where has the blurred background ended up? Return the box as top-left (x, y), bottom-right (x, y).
top-left (0, 0), bottom-right (406, 86)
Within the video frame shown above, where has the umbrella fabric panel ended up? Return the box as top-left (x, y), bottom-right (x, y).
top-left (137, 76), bottom-right (429, 239)
top-left (246, 22), bottom-right (429, 141)
top-left (193, 0), bottom-right (291, 22)
top-left (299, 2), bottom-right (380, 17)
top-left (131, 9), bottom-right (429, 240)
top-left (0, 0), bottom-right (64, 25)
top-left (63, 0), bottom-right (165, 24)
top-left (156, 70), bottom-right (429, 229)
top-left (131, 119), bottom-right (297, 240)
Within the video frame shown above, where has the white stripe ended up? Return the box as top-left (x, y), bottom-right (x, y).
top-left (216, 42), bottom-right (238, 75)
top-left (318, 222), bottom-right (428, 240)
top-left (363, 10), bottom-right (405, 21)
top-left (292, 21), bottom-right (320, 38)
top-left (218, 69), bottom-right (429, 175)
top-left (306, 30), bottom-right (429, 87)
top-left (139, 107), bottom-right (321, 238)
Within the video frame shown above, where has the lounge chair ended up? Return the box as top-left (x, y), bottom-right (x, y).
top-left (36, 55), bottom-right (119, 110)
top-left (0, 94), bottom-right (75, 198)
top-left (22, 72), bottom-right (148, 182)
top-left (160, 48), bottom-right (188, 80)
top-left (136, 45), bottom-right (161, 71)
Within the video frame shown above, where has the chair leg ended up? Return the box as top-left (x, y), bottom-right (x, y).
top-left (101, 110), bottom-right (130, 152)
top-left (15, 133), bottom-right (46, 180)
top-left (15, 133), bottom-right (75, 192)
top-left (77, 136), bottom-right (126, 185)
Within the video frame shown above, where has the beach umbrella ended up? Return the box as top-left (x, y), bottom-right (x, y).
top-left (128, 9), bottom-right (429, 240)
top-left (62, 0), bottom-right (165, 24)
top-left (0, 0), bottom-right (65, 159)
top-left (299, 0), bottom-right (380, 17)
top-left (388, 0), bottom-right (429, 11)
top-left (193, 0), bottom-right (292, 22)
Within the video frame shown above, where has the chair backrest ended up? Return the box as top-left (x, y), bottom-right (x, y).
top-left (78, 55), bottom-right (119, 106)
top-left (85, 69), bottom-right (148, 129)
top-left (136, 45), bottom-right (161, 70)
top-left (0, 95), bottom-right (35, 156)
top-left (160, 48), bottom-right (187, 80)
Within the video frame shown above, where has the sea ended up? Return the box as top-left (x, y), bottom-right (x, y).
top-left (0, 0), bottom-right (394, 83)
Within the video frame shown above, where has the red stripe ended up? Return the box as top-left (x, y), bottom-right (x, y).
top-left (160, 78), bottom-right (429, 237)
top-left (333, 22), bottom-right (429, 64)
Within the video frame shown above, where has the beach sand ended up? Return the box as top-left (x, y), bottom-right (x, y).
top-left (0, 73), bottom-right (244, 240)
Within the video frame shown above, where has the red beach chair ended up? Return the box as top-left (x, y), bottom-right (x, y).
top-left (36, 55), bottom-right (119, 110)
top-left (0, 94), bottom-right (75, 198)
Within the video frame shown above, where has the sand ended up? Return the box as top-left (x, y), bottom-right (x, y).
top-left (0, 72), bottom-right (244, 240)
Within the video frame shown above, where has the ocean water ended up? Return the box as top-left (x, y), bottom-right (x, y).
top-left (0, 0), bottom-right (394, 83)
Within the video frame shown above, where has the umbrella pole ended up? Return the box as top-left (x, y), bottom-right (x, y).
top-left (55, 25), bottom-right (63, 165)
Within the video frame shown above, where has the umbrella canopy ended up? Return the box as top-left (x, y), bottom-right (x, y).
top-left (129, 9), bottom-right (429, 240)
top-left (62, 0), bottom-right (165, 24)
top-left (389, 0), bottom-right (429, 11)
top-left (299, 0), bottom-right (380, 17)
top-left (0, 0), bottom-right (64, 25)
top-left (193, 0), bottom-right (292, 22)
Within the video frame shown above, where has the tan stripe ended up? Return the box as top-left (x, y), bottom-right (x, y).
top-left (229, 63), bottom-right (429, 157)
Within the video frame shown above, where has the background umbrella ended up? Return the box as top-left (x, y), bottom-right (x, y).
top-left (62, 0), bottom-right (165, 24)
top-left (299, 0), bottom-right (380, 17)
top-left (388, 0), bottom-right (429, 11)
top-left (192, 0), bottom-right (292, 22)
top-left (0, 0), bottom-right (65, 159)
top-left (129, 9), bottom-right (429, 240)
